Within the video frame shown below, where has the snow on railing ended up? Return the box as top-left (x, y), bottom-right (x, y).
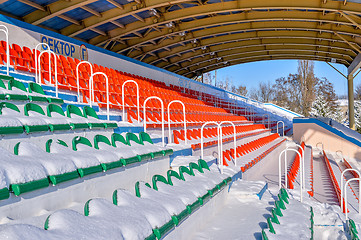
top-left (167, 100), bottom-right (186, 145)
top-left (143, 96), bottom-right (164, 147)
top-left (0, 25), bottom-right (9, 75)
top-left (122, 80), bottom-right (139, 123)
top-left (76, 61), bottom-right (93, 103)
top-left (38, 50), bottom-right (58, 97)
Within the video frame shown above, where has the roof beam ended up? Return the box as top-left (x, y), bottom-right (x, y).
top-left (17, 0), bottom-right (45, 11)
top-left (58, 15), bottom-right (81, 25)
top-left (348, 53), bottom-right (361, 75)
top-left (131, 14), bottom-right (145, 22)
top-left (80, 6), bottom-right (101, 17)
top-left (107, 0), bottom-right (123, 9)
top-left (334, 31), bottom-right (361, 54)
top-left (91, 28), bottom-right (107, 36)
top-left (111, 21), bottom-right (125, 28)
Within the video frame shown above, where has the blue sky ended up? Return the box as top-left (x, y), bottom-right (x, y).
top-left (215, 60), bottom-right (360, 97)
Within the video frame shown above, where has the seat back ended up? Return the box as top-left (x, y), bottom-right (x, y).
top-left (24, 103), bottom-right (45, 116)
top-left (111, 133), bottom-right (129, 147)
top-left (179, 166), bottom-right (194, 180)
top-left (0, 102), bottom-right (20, 114)
top-left (66, 104), bottom-right (83, 118)
top-left (152, 174), bottom-right (169, 190)
top-left (83, 106), bottom-right (99, 119)
top-left (72, 136), bottom-right (93, 151)
top-left (0, 78), bottom-right (6, 89)
top-left (47, 104), bottom-right (65, 117)
top-left (139, 132), bottom-right (153, 144)
top-left (167, 170), bottom-right (183, 186)
top-left (126, 132), bottom-right (143, 145)
top-left (28, 82), bottom-right (45, 95)
top-left (94, 134), bottom-right (112, 149)
top-left (189, 162), bottom-right (204, 174)
top-left (135, 181), bottom-right (152, 197)
top-left (8, 79), bottom-right (27, 92)
top-left (45, 139), bottom-right (68, 153)
top-left (198, 159), bottom-right (210, 171)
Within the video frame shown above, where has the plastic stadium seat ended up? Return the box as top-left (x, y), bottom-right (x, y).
top-left (66, 105), bottom-right (90, 130)
top-left (28, 82), bottom-right (64, 104)
top-left (82, 106), bottom-right (117, 129)
top-left (7, 79), bottom-right (29, 101)
top-left (24, 103), bottom-right (71, 132)
top-left (14, 141), bottom-right (79, 185)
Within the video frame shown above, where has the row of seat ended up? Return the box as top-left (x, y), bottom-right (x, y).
top-left (0, 159), bottom-right (234, 239)
top-left (0, 101), bottom-right (117, 135)
top-left (0, 76), bottom-right (63, 104)
top-left (286, 142), bottom-right (305, 189)
top-left (262, 188), bottom-right (314, 239)
top-left (0, 131), bottom-right (173, 199)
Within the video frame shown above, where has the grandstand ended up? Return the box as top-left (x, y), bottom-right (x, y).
top-left (0, 1), bottom-right (361, 239)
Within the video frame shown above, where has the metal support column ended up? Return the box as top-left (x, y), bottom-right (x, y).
top-left (348, 74), bottom-right (355, 130)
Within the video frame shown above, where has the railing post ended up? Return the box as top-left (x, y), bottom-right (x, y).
top-left (277, 121), bottom-right (285, 136)
top-left (34, 43), bottom-right (50, 84)
top-left (38, 50), bottom-right (58, 97)
top-left (76, 61), bottom-right (93, 103)
top-left (89, 72), bottom-right (109, 120)
top-left (167, 100), bottom-right (186, 145)
top-left (292, 144), bottom-right (305, 190)
top-left (344, 178), bottom-right (361, 220)
top-left (341, 169), bottom-right (361, 214)
top-left (143, 96), bottom-right (164, 147)
top-left (220, 121), bottom-right (237, 166)
top-left (122, 80), bottom-right (140, 123)
top-left (0, 25), bottom-right (9, 76)
top-left (279, 148), bottom-right (303, 202)
top-left (201, 121), bottom-right (222, 172)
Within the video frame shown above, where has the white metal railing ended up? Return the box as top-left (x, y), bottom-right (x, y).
top-left (0, 25), bottom-right (9, 75)
top-left (293, 144), bottom-right (305, 190)
top-left (279, 148), bottom-right (303, 202)
top-left (220, 121), bottom-right (237, 166)
top-left (38, 50), bottom-right (58, 97)
top-left (122, 80), bottom-right (140, 123)
top-left (277, 121), bottom-right (285, 136)
top-left (34, 42), bottom-right (50, 84)
top-left (167, 100), bottom-right (186, 144)
top-left (201, 121), bottom-right (222, 173)
top-left (76, 61), bottom-right (93, 103)
top-left (341, 169), bottom-right (361, 214)
top-left (344, 178), bottom-right (361, 220)
top-left (336, 150), bottom-right (343, 160)
top-left (143, 96), bottom-right (164, 147)
top-left (89, 72), bottom-right (109, 120)
top-left (316, 142), bottom-right (324, 152)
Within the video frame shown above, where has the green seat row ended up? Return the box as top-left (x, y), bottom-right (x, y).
top-left (0, 76), bottom-right (63, 104)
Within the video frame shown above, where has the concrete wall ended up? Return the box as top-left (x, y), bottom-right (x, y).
top-left (294, 122), bottom-right (361, 160)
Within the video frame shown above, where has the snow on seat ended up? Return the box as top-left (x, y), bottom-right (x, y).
top-left (83, 106), bottom-right (117, 129)
top-left (46, 139), bottom-right (103, 177)
top-left (66, 105), bottom-right (91, 130)
top-left (14, 141), bottom-right (79, 185)
top-left (0, 146), bottom-right (48, 196)
top-left (1, 78), bottom-right (28, 101)
top-left (125, 132), bottom-right (152, 161)
top-left (112, 188), bottom-right (173, 239)
top-left (0, 224), bottom-right (64, 240)
top-left (28, 82), bottom-right (64, 104)
top-left (24, 103), bottom-right (71, 132)
top-left (135, 181), bottom-right (187, 229)
top-left (83, 198), bottom-right (154, 240)
top-left (72, 136), bottom-right (122, 172)
top-left (0, 102), bottom-right (49, 133)
top-left (110, 133), bottom-right (146, 165)
top-left (0, 102), bottom-right (24, 135)
top-left (139, 132), bottom-right (173, 157)
top-left (44, 209), bottom-right (126, 240)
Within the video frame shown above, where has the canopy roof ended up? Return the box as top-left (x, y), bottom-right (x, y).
top-left (1, 0), bottom-right (361, 77)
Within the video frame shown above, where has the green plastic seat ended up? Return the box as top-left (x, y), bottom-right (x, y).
top-left (0, 74), bottom-right (14, 81)
top-left (27, 82), bottom-right (48, 102)
top-left (82, 106), bottom-right (106, 129)
top-left (198, 159), bottom-right (210, 171)
top-left (0, 102), bottom-right (24, 135)
top-left (93, 134), bottom-right (112, 149)
top-left (66, 105), bottom-right (90, 129)
top-left (0, 79), bottom-right (7, 100)
top-left (179, 166), bottom-right (194, 180)
top-left (139, 132), bottom-right (153, 144)
top-left (152, 174), bottom-right (169, 190)
top-left (72, 136), bottom-right (93, 151)
top-left (7, 79), bottom-right (29, 100)
top-left (189, 162), bottom-right (204, 174)
top-left (167, 170), bottom-right (184, 186)
top-left (135, 181), bottom-right (152, 198)
top-left (23, 103), bottom-right (50, 133)
top-left (126, 132), bottom-right (143, 145)
top-left (0, 187), bottom-right (9, 200)
top-left (45, 104), bottom-right (71, 131)
top-left (111, 133), bottom-right (129, 147)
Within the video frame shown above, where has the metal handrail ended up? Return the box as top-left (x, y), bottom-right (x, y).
top-left (220, 121), bottom-right (237, 166)
top-left (277, 121), bottom-right (285, 136)
top-left (293, 144), bottom-right (305, 190)
top-left (279, 148), bottom-right (303, 202)
top-left (38, 50), bottom-right (58, 97)
top-left (89, 72), bottom-right (109, 120)
top-left (122, 80), bottom-right (140, 123)
top-left (201, 121), bottom-right (222, 173)
top-left (0, 25), bottom-right (9, 75)
top-left (76, 61), bottom-right (93, 103)
top-left (34, 43), bottom-right (50, 84)
top-left (316, 142), bottom-right (324, 152)
top-left (167, 100), bottom-right (186, 145)
top-left (341, 169), bottom-right (361, 214)
top-left (143, 96), bottom-right (164, 147)
top-left (344, 178), bottom-right (361, 220)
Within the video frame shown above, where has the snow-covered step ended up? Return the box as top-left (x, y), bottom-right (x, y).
top-left (228, 180), bottom-right (268, 200)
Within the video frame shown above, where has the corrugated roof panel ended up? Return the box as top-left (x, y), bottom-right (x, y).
top-left (117, 15), bottom-right (138, 25)
top-left (76, 29), bottom-right (99, 41)
top-left (65, 8), bottom-right (93, 21)
top-left (96, 22), bottom-right (118, 32)
top-left (87, 0), bottom-right (118, 13)
top-left (137, 10), bottom-right (153, 19)
top-left (32, 0), bottom-right (58, 6)
top-left (0, 0), bottom-right (35, 17)
top-left (40, 16), bottom-right (73, 31)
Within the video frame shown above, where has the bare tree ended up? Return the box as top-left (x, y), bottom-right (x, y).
top-left (250, 81), bottom-right (274, 102)
top-left (297, 60), bottom-right (318, 116)
top-left (355, 84), bottom-right (361, 100)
